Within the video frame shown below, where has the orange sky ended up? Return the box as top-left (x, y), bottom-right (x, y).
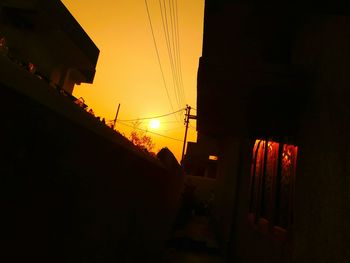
top-left (61, 0), bottom-right (204, 161)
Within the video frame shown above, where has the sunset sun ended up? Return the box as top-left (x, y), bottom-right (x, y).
top-left (149, 119), bottom-right (160, 130)
top-left (62, 0), bottom-right (202, 161)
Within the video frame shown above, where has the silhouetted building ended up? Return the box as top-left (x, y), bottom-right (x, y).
top-left (157, 147), bottom-right (183, 176)
top-left (197, 1), bottom-right (350, 262)
top-left (0, 1), bottom-right (183, 262)
top-left (182, 138), bottom-right (219, 208)
top-left (0, 0), bottom-right (98, 94)
top-left (183, 141), bottom-right (218, 179)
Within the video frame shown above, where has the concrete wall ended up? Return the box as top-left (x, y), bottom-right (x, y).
top-left (0, 83), bottom-right (183, 262)
top-left (291, 15), bottom-right (350, 263)
top-left (198, 3), bottom-right (350, 262)
top-left (228, 139), bottom-right (293, 263)
top-left (224, 15), bottom-right (350, 263)
top-left (211, 138), bottom-right (240, 244)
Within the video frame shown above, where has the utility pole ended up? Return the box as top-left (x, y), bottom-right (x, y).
top-left (113, 103), bottom-right (121, 130)
top-left (181, 105), bottom-right (196, 166)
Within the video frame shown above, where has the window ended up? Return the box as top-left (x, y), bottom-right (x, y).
top-left (183, 153), bottom-right (218, 179)
top-left (209, 155), bottom-right (218, 161)
top-left (249, 139), bottom-right (298, 238)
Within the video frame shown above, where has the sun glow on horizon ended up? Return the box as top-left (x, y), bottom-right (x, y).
top-left (149, 119), bottom-right (160, 130)
top-left (61, 0), bottom-right (203, 161)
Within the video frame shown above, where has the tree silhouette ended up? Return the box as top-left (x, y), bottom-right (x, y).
top-left (128, 120), bottom-right (155, 155)
top-left (130, 130), bottom-right (155, 154)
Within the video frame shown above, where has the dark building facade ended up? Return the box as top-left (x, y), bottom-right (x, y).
top-left (0, 0), bottom-right (99, 94)
top-left (197, 1), bottom-right (350, 262)
top-left (0, 1), bottom-right (183, 262)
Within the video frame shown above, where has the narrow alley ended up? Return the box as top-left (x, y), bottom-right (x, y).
top-left (162, 191), bottom-right (224, 263)
top-left (163, 217), bottom-right (223, 262)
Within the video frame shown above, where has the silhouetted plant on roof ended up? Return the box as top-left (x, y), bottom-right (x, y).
top-left (130, 130), bottom-right (155, 154)
top-left (129, 121), bottom-right (156, 156)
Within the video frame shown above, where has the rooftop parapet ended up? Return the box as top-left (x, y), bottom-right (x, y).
top-left (0, 0), bottom-right (99, 93)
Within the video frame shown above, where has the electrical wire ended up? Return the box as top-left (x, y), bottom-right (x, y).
top-left (189, 124), bottom-right (197, 131)
top-left (117, 120), bottom-right (183, 142)
top-left (160, 120), bottom-right (183, 124)
top-left (172, 0), bottom-right (185, 106)
top-left (171, 0), bottom-right (185, 106)
top-left (162, 126), bottom-right (184, 132)
top-left (144, 0), bottom-right (174, 112)
top-left (159, 0), bottom-right (180, 108)
top-left (169, 0), bottom-right (181, 104)
top-left (117, 108), bottom-right (185, 122)
top-left (174, 0), bottom-right (186, 104)
top-left (159, 0), bottom-right (185, 110)
top-left (145, 0), bottom-right (187, 121)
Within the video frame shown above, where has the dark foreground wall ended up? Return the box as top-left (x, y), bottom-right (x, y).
top-left (203, 13), bottom-right (350, 263)
top-left (0, 84), bottom-right (183, 262)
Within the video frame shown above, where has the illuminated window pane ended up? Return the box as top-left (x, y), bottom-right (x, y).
top-left (249, 139), bottom-right (298, 232)
top-left (209, 155), bottom-right (218, 161)
top-left (260, 141), bottom-right (279, 219)
top-left (275, 144), bottom-right (298, 228)
top-left (250, 140), bottom-right (265, 213)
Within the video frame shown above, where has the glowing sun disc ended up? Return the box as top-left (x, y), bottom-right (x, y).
top-left (149, 119), bottom-right (160, 129)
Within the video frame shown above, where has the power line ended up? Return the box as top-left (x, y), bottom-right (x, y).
top-left (171, 0), bottom-right (185, 106)
top-left (162, 126), bottom-right (184, 132)
top-left (169, 0), bottom-right (182, 105)
top-left (161, 120), bottom-right (184, 124)
top-left (189, 124), bottom-right (197, 130)
top-left (117, 120), bottom-right (183, 142)
top-left (170, 0), bottom-right (185, 106)
top-left (159, 0), bottom-right (185, 110)
top-left (145, 0), bottom-right (187, 123)
top-left (174, 0), bottom-right (186, 104)
top-left (144, 0), bottom-right (174, 112)
top-left (159, 0), bottom-right (180, 108)
top-left (117, 108), bottom-right (185, 122)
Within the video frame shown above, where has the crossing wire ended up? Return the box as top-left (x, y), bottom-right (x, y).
top-left (170, 0), bottom-right (185, 106)
top-left (144, 0), bottom-right (187, 122)
top-left (159, 0), bottom-right (185, 110)
top-left (159, 0), bottom-right (181, 108)
top-left (170, 0), bottom-right (184, 106)
top-left (117, 120), bottom-right (184, 142)
top-left (117, 108), bottom-right (185, 122)
top-left (174, 0), bottom-right (186, 105)
top-left (144, 0), bottom-right (175, 112)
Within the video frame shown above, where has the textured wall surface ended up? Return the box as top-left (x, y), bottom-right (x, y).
top-left (0, 84), bottom-right (183, 263)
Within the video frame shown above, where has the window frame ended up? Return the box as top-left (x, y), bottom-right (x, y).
top-left (248, 139), bottom-right (297, 241)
